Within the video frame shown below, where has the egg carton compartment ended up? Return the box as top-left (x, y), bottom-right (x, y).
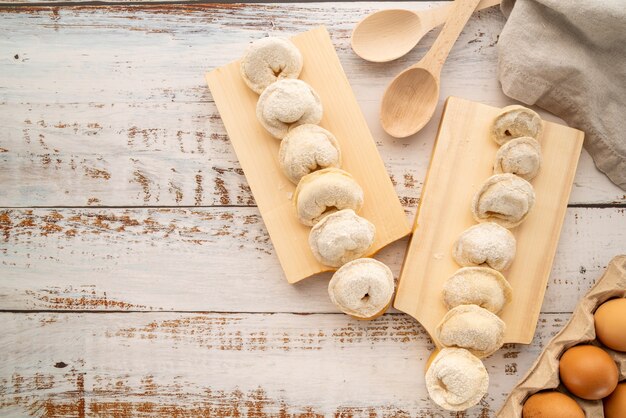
top-left (497, 255), bottom-right (626, 417)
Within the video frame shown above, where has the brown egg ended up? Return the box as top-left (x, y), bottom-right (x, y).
top-left (559, 345), bottom-right (619, 400)
top-left (522, 391), bottom-right (584, 418)
top-left (604, 382), bottom-right (626, 418)
top-left (595, 298), bottom-right (626, 352)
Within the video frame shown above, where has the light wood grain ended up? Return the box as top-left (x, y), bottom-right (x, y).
top-left (0, 5), bottom-right (623, 206)
top-left (0, 207), bottom-right (622, 313)
top-left (0, 311), bottom-right (569, 417)
top-left (381, 0), bottom-right (482, 137)
top-left (395, 97), bottom-right (584, 344)
top-left (206, 27), bottom-right (410, 283)
top-left (352, 0), bottom-right (501, 63)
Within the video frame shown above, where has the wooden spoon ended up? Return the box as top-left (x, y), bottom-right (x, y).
top-left (380, 0), bottom-right (482, 138)
top-left (352, 0), bottom-right (500, 63)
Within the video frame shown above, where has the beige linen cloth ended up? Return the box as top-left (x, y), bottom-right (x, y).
top-left (498, 0), bottom-right (626, 190)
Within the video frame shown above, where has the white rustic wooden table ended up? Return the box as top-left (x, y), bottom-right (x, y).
top-left (1, 2), bottom-right (625, 417)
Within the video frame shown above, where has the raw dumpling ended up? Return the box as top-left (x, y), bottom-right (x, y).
top-left (240, 37), bottom-right (303, 94)
top-left (309, 209), bottom-right (375, 268)
top-left (442, 267), bottom-right (513, 314)
top-left (453, 222), bottom-right (516, 271)
top-left (294, 168), bottom-right (364, 227)
top-left (435, 304), bottom-right (505, 358)
top-left (425, 348), bottom-right (489, 411)
top-left (472, 173), bottom-right (535, 228)
top-left (328, 258), bottom-right (394, 320)
top-left (491, 105), bottom-right (543, 145)
top-left (494, 136), bottom-right (542, 181)
top-left (256, 79), bottom-right (323, 139)
top-left (279, 124), bottom-right (341, 184)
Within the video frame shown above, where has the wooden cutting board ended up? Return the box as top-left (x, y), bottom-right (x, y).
top-left (206, 26), bottom-right (410, 284)
top-left (394, 97), bottom-right (584, 344)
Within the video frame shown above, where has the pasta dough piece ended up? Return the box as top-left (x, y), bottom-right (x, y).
top-left (453, 222), bottom-right (516, 271)
top-left (294, 168), bottom-right (364, 227)
top-left (435, 304), bottom-right (505, 358)
top-left (328, 258), bottom-right (394, 320)
top-left (491, 105), bottom-right (543, 145)
top-left (472, 173), bottom-right (535, 228)
top-left (442, 267), bottom-right (513, 314)
top-left (240, 37), bottom-right (303, 94)
top-left (494, 136), bottom-right (542, 181)
top-left (309, 209), bottom-right (375, 268)
top-left (256, 79), bottom-right (323, 139)
top-left (279, 124), bottom-right (341, 184)
top-left (425, 348), bottom-right (489, 411)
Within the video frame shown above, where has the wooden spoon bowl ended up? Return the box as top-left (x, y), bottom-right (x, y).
top-left (352, 9), bottom-right (427, 63)
top-left (380, 0), bottom-right (482, 138)
top-left (381, 68), bottom-right (439, 137)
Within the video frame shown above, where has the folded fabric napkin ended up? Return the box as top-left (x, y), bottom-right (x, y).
top-left (498, 0), bottom-right (626, 190)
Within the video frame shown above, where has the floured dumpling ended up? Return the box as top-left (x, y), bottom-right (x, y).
top-left (328, 258), bottom-right (394, 320)
top-left (425, 348), bottom-right (489, 411)
top-left (453, 222), bottom-right (516, 271)
top-left (442, 267), bottom-right (513, 314)
top-left (472, 173), bottom-right (535, 228)
top-left (279, 124), bottom-right (341, 184)
top-left (309, 209), bottom-right (375, 268)
top-left (491, 105), bottom-right (543, 145)
top-left (294, 168), bottom-right (364, 227)
top-left (494, 136), bottom-right (542, 181)
top-left (435, 304), bottom-right (505, 358)
top-left (240, 37), bottom-right (303, 94)
top-left (256, 79), bottom-right (323, 139)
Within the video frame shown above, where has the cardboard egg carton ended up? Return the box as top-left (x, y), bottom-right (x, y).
top-left (497, 255), bottom-right (626, 417)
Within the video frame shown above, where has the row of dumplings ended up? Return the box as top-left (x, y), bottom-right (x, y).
top-left (240, 37), bottom-right (395, 320)
top-left (426, 105), bottom-right (544, 412)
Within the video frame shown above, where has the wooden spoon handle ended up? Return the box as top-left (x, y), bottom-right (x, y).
top-left (419, 0), bottom-right (501, 29)
top-left (420, 0), bottom-right (483, 73)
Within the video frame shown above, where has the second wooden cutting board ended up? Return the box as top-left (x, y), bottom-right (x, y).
top-left (394, 97), bottom-right (584, 345)
top-left (206, 27), bottom-right (410, 284)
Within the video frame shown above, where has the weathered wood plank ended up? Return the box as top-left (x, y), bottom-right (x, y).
top-left (0, 5), bottom-right (623, 206)
top-left (0, 102), bottom-right (255, 207)
top-left (0, 311), bottom-right (568, 417)
top-left (0, 4), bottom-right (503, 103)
top-left (0, 206), bottom-right (623, 312)
top-left (0, 101), bottom-right (621, 207)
